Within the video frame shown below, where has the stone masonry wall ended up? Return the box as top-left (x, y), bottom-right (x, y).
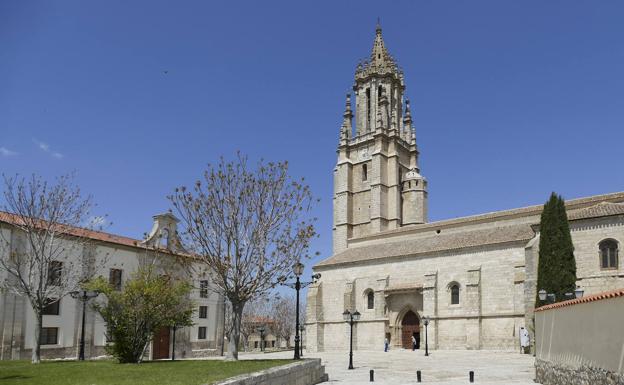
top-left (535, 359), bottom-right (624, 385)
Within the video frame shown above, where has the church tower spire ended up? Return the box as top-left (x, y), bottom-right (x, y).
top-left (333, 24), bottom-right (427, 254)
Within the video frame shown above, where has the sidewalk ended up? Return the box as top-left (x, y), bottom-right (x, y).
top-left (240, 349), bottom-right (537, 384)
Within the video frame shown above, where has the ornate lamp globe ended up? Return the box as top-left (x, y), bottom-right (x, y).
top-left (343, 309), bottom-right (351, 322)
top-left (293, 262), bottom-right (305, 277)
top-left (352, 311), bottom-right (361, 322)
top-left (538, 289), bottom-right (547, 301)
top-left (422, 316), bottom-right (429, 326)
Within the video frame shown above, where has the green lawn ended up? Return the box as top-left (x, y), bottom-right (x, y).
top-left (0, 359), bottom-right (289, 385)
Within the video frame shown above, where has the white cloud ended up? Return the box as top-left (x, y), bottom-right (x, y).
top-left (38, 142), bottom-right (50, 151)
top-left (0, 147), bottom-right (17, 157)
top-left (34, 139), bottom-right (64, 159)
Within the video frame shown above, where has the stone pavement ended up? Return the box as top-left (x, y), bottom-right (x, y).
top-left (239, 349), bottom-right (537, 384)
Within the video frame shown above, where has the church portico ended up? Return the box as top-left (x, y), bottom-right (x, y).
top-left (384, 285), bottom-right (423, 349)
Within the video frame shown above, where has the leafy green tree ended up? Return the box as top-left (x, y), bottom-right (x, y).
top-left (89, 267), bottom-right (194, 363)
top-left (536, 192), bottom-right (577, 307)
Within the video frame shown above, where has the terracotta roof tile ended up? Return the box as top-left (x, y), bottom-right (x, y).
top-left (0, 211), bottom-right (188, 257)
top-left (534, 287), bottom-right (624, 312)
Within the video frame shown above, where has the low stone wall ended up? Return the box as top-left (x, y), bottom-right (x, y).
top-left (211, 358), bottom-right (328, 385)
top-left (535, 359), bottom-right (624, 385)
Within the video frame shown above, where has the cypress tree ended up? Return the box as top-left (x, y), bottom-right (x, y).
top-left (536, 192), bottom-right (577, 307)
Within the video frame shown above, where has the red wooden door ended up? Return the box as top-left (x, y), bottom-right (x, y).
top-left (153, 327), bottom-right (170, 359)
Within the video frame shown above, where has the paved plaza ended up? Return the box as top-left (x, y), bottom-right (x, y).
top-left (240, 349), bottom-right (537, 384)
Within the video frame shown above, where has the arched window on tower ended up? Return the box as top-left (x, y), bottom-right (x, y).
top-left (366, 88), bottom-right (371, 128)
top-left (450, 283), bottom-right (460, 305)
top-left (599, 239), bottom-right (619, 269)
top-left (367, 291), bottom-right (375, 310)
top-left (362, 164), bottom-right (368, 181)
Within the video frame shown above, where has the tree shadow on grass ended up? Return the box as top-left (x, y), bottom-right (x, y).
top-left (0, 375), bottom-right (32, 380)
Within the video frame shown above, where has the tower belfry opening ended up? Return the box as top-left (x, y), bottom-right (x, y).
top-left (333, 24), bottom-right (428, 254)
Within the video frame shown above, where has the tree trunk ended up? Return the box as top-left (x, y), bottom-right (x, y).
top-left (32, 312), bottom-right (42, 364)
top-left (226, 301), bottom-right (244, 360)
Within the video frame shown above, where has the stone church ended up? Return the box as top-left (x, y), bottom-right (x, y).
top-left (305, 25), bottom-right (624, 352)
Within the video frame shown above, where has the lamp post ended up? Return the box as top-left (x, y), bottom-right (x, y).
top-left (258, 327), bottom-right (265, 352)
top-left (422, 316), bottom-right (430, 357)
top-left (343, 309), bottom-right (361, 370)
top-left (171, 325), bottom-right (178, 361)
top-left (279, 262), bottom-right (321, 360)
top-left (299, 324), bottom-right (305, 357)
top-left (538, 287), bottom-right (584, 304)
top-left (70, 289), bottom-right (100, 361)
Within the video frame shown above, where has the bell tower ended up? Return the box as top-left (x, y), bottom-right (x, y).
top-left (333, 23), bottom-right (427, 254)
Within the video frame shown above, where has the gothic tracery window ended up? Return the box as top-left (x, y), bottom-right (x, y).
top-left (599, 239), bottom-right (618, 269)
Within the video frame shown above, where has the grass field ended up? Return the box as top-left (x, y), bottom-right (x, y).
top-left (0, 359), bottom-right (289, 385)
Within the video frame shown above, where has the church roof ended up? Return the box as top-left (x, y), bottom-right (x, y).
top-left (567, 202), bottom-right (624, 221)
top-left (316, 223), bottom-right (535, 268)
top-left (316, 191), bottom-right (624, 269)
top-left (348, 191), bottom-right (624, 245)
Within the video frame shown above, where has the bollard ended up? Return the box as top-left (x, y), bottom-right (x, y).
top-left (370, 369), bottom-right (374, 382)
top-left (469, 370), bottom-right (474, 383)
top-left (417, 370), bottom-right (422, 382)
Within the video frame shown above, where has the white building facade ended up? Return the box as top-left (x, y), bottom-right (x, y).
top-left (306, 25), bottom-right (624, 352)
top-left (0, 212), bottom-right (224, 360)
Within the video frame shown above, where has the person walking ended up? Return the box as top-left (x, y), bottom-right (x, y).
top-left (411, 335), bottom-right (417, 351)
top-left (384, 337), bottom-right (389, 352)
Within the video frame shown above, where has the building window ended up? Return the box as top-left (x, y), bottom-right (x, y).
top-left (47, 261), bottom-right (62, 286)
top-left (43, 298), bottom-right (60, 316)
top-left (198, 327), bottom-right (207, 340)
top-left (254, 341), bottom-right (258, 349)
top-left (199, 306), bottom-right (208, 319)
top-left (599, 239), bottom-right (619, 269)
top-left (109, 268), bottom-right (123, 291)
top-left (41, 327), bottom-right (58, 345)
top-left (199, 280), bottom-right (209, 298)
top-left (362, 164), bottom-right (368, 181)
top-left (367, 291), bottom-right (374, 310)
top-left (271, 341), bottom-right (275, 348)
top-left (160, 229), bottom-right (169, 247)
top-left (450, 284), bottom-right (460, 305)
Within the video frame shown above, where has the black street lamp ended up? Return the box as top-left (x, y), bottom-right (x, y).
top-left (70, 289), bottom-right (100, 361)
top-left (171, 325), bottom-right (178, 361)
top-left (299, 324), bottom-right (305, 357)
top-left (258, 327), bottom-right (265, 352)
top-left (343, 309), bottom-right (361, 370)
top-left (279, 262), bottom-right (321, 360)
top-left (422, 316), bottom-right (430, 357)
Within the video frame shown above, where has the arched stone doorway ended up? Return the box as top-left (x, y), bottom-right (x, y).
top-left (401, 311), bottom-right (420, 349)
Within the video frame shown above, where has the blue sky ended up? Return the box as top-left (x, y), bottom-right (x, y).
top-left (2, 1), bottom-right (624, 278)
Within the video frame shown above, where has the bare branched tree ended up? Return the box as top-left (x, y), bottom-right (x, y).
top-left (169, 155), bottom-right (318, 360)
top-left (0, 174), bottom-right (107, 363)
top-left (240, 298), bottom-right (270, 351)
top-left (270, 295), bottom-right (296, 348)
